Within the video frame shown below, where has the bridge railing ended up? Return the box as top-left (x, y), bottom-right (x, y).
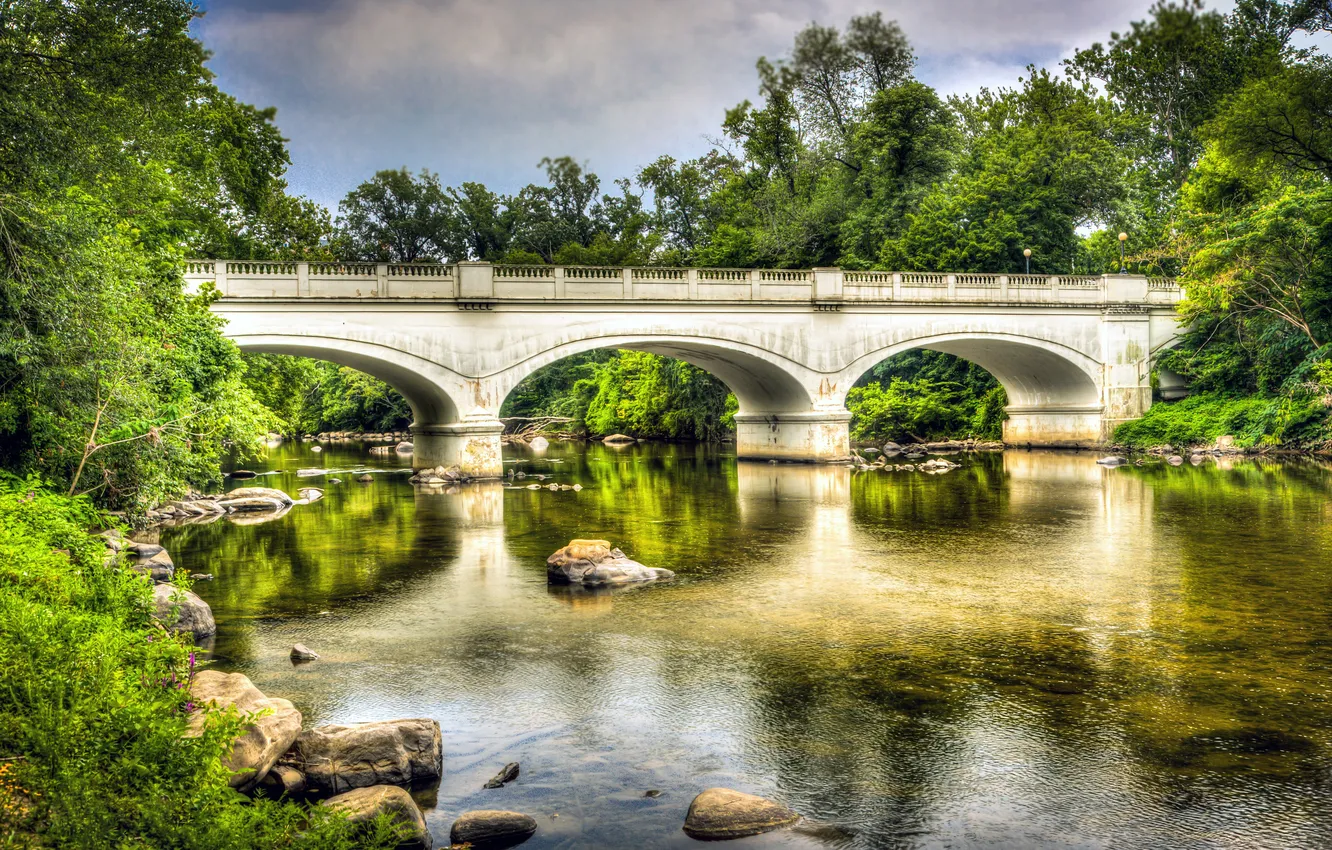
top-left (183, 261), bottom-right (1182, 306)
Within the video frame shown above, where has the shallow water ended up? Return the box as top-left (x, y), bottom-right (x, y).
top-left (160, 442), bottom-right (1332, 849)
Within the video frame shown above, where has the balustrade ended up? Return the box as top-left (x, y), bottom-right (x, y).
top-left (181, 261), bottom-right (1179, 305)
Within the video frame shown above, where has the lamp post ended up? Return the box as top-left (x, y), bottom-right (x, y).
top-left (1118, 232), bottom-right (1128, 274)
top-left (1023, 248), bottom-right (1032, 275)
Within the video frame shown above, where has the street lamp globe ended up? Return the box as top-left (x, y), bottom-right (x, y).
top-left (1023, 247), bottom-right (1032, 274)
top-left (1118, 232), bottom-right (1129, 274)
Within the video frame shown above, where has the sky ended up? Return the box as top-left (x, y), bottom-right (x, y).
top-left (194, 0), bottom-right (1185, 210)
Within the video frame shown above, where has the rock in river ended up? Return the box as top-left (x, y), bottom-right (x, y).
top-left (602, 433), bottom-right (635, 445)
top-left (187, 671), bottom-right (302, 791)
top-left (285, 718), bottom-right (443, 795)
top-left (322, 785), bottom-right (432, 850)
top-left (152, 584), bottom-right (215, 639)
top-left (682, 788), bottom-right (800, 840)
top-left (450, 810), bottom-right (537, 849)
top-left (546, 539), bottom-right (674, 586)
top-left (217, 487), bottom-right (294, 512)
top-left (1097, 456), bottom-right (1129, 466)
top-left (290, 643), bottom-right (320, 662)
top-left (484, 761), bottom-right (519, 789)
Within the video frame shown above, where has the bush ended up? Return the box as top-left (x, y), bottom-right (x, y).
top-left (847, 378), bottom-right (1005, 443)
top-left (0, 476), bottom-right (391, 849)
top-left (1113, 392), bottom-right (1332, 449)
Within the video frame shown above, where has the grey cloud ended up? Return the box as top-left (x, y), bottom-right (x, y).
top-left (197, 0), bottom-right (1163, 208)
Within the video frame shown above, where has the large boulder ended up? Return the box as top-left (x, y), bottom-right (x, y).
top-left (546, 539), bottom-right (674, 586)
top-left (602, 433), bottom-right (635, 445)
top-left (450, 810), bottom-right (537, 849)
top-left (187, 671), bottom-right (303, 791)
top-left (321, 785), bottom-right (432, 849)
top-left (151, 584), bottom-right (215, 639)
top-left (682, 788), bottom-right (800, 840)
top-left (217, 487), bottom-right (294, 512)
top-left (285, 718), bottom-right (442, 795)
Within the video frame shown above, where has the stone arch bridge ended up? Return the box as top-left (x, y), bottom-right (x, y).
top-left (186, 261), bottom-right (1185, 476)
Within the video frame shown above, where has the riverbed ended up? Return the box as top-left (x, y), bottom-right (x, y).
top-left (160, 442), bottom-right (1332, 849)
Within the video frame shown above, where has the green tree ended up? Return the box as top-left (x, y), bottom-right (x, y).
top-left (336, 168), bottom-right (460, 262)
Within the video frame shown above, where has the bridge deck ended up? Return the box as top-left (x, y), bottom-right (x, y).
top-left (185, 261), bottom-right (1181, 307)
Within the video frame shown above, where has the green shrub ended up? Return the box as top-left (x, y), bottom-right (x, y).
top-left (1113, 392), bottom-right (1331, 449)
top-left (0, 476), bottom-right (393, 849)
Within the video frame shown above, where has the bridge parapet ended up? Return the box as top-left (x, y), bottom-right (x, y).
top-left (185, 261), bottom-right (1181, 306)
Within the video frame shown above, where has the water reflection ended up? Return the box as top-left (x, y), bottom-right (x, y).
top-left (160, 443), bottom-right (1332, 849)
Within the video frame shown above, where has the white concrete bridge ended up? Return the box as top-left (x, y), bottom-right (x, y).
top-left (186, 260), bottom-right (1185, 476)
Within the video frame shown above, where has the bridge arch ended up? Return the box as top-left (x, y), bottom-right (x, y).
top-left (230, 334), bottom-right (469, 425)
top-left (838, 332), bottom-right (1103, 410)
top-left (492, 334), bottom-right (824, 415)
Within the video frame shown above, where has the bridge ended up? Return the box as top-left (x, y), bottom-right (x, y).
top-left (186, 260), bottom-right (1185, 476)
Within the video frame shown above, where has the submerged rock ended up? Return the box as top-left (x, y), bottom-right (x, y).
top-left (229, 470), bottom-right (258, 480)
top-left (395, 441), bottom-right (414, 453)
top-left (546, 539), bottom-right (674, 586)
top-left (450, 810), bottom-right (537, 849)
top-left (285, 718), bottom-right (443, 795)
top-left (682, 788), bottom-right (800, 840)
top-left (484, 761), bottom-right (520, 789)
top-left (152, 584), bottom-right (215, 639)
top-left (322, 786), bottom-right (432, 850)
top-left (1097, 456), bottom-right (1129, 466)
top-left (357, 474), bottom-right (374, 483)
top-left (1168, 455), bottom-right (1185, 466)
top-left (187, 671), bottom-right (302, 791)
top-left (297, 487), bottom-right (324, 502)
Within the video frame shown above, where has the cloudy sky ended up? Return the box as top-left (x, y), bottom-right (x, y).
top-left (194, 0), bottom-right (1188, 210)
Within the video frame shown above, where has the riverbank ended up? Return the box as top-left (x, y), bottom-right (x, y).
top-left (0, 478), bottom-right (397, 849)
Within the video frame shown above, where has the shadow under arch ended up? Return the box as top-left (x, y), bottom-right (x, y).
top-left (494, 334), bottom-right (820, 415)
top-left (231, 333), bottom-right (467, 425)
top-left (840, 332), bottom-right (1103, 410)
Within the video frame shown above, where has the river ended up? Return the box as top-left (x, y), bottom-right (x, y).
top-left (159, 441), bottom-right (1332, 849)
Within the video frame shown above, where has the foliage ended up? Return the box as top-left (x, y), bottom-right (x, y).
top-left (1113, 390), bottom-right (1331, 448)
top-left (0, 477), bottom-right (393, 849)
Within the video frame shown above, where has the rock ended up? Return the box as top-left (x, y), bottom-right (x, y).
top-left (1097, 456), bottom-right (1129, 466)
top-left (602, 433), bottom-right (635, 445)
top-left (546, 539), bottom-right (675, 586)
top-left (190, 573), bottom-right (214, 581)
top-left (330, 478), bottom-right (343, 484)
top-left (99, 528), bottom-right (127, 551)
top-left (152, 584), bottom-right (215, 639)
top-left (127, 541), bottom-right (164, 558)
top-left (394, 441), bottom-right (414, 454)
top-left (682, 788), bottom-right (800, 841)
top-left (1168, 455), bottom-right (1184, 466)
top-left (187, 671), bottom-right (302, 791)
top-left (258, 764), bottom-right (306, 797)
top-left (322, 786), bottom-right (432, 850)
top-left (881, 442), bottom-right (902, 452)
top-left (286, 718), bottom-right (443, 795)
top-left (571, 484), bottom-right (582, 492)
top-left (290, 643), bottom-right (320, 662)
top-left (357, 474), bottom-right (374, 483)
top-left (297, 488), bottom-right (324, 502)
top-left (216, 496), bottom-right (289, 513)
top-left (230, 470), bottom-right (258, 480)
top-left (135, 548), bottom-right (176, 582)
top-left (311, 445), bottom-right (322, 453)
top-left (296, 468), bottom-right (327, 477)
top-left (227, 486), bottom-right (294, 505)
top-left (450, 810), bottom-right (537, 849)
top-left (528, 436), bottom-right (549, 451)
top-left (484, 762), bottom-right (520, 789)
top-left (369, 446), bottom-right (393, 456)
top-left (1217, 434), bottom-right (1236, 448)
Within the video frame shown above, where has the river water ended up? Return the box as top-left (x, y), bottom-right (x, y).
top-left (160, 442), bottom-right (1332, 849)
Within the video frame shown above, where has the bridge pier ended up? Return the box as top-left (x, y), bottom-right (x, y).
top-left (734, 412), bottom-right (852, 463)
top-left (1003, 407), bottom-right (1103, 447)
top-left (411, 421), bottom-right (505, 478)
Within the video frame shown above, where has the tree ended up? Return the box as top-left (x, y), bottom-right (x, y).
top-left (336, 168), bottom-right (460, 262)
